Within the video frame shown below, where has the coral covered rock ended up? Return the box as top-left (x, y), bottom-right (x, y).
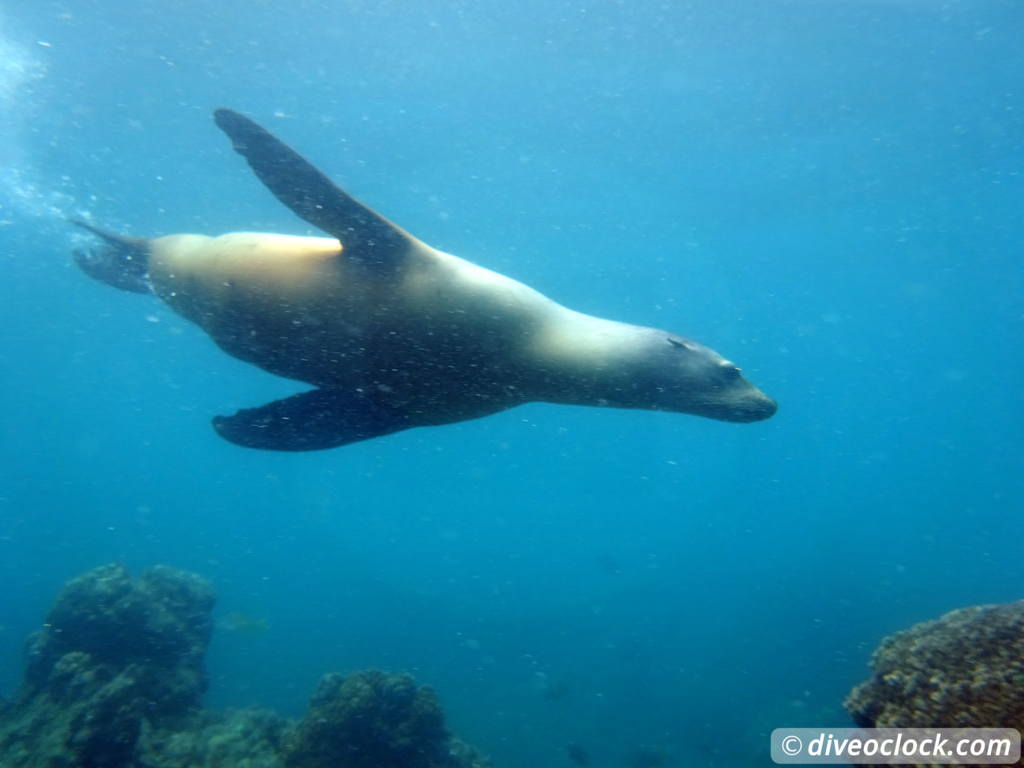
top-left (0, 563), bottom-right (491, 768)
top-left (286, 671), bottom-right (445, 768)
top-left (845, 601), bottom-right (1024, 729)
top-left (25, 563), bottom-right (215, 714)
top-left (0, 563), bottom-right (217, 767)
top-left (285, 670), bottom-right (489, 768)
top-left (142, 708), bottom-right (287, 768)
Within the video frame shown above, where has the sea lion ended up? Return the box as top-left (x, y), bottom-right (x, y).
top-left (72, 109), bottom-right (776, 451)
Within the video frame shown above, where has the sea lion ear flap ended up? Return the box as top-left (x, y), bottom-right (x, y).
top-left (212, 108), bottom-right (416, 270)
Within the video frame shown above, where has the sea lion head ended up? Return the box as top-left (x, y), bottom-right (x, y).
top-left (607, 328), bottom-right (777, 423)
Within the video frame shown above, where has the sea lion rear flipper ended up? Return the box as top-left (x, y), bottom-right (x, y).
top-left (69, 218), bottom-right (151, 294)
top-left (212, 388), bottom-right (409, 451)
top-left (213, 108), bottom-right (415, 269)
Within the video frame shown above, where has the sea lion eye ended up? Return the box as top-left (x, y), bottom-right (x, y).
top-left (720, 362), bottom-right (742, 379)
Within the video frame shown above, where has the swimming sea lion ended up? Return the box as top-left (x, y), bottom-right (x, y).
top-left (72, 109), bottom-right (776, 451)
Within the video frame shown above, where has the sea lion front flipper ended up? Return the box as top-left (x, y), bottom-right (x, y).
top-left (212, 388), bottom-right (409, 451)
top-left (213, 108), bottom-right (415, 269)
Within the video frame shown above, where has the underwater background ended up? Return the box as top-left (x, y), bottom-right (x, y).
top-left (1, 1), bottom-right (1021, 766)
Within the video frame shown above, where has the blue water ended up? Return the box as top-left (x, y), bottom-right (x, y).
top-left (1, 1), bottom-right (1022, 765)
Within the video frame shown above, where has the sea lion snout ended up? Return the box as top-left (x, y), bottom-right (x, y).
top-left (681, 375), bottom-right (777, 423)
top-left (719, 389), bottom-right (778, 422)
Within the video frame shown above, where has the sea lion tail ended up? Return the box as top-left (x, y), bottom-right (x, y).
top-left (69, 218), bottom-right (152, 294)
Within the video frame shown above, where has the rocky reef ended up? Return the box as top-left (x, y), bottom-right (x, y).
top-left (845, 601), bottom-right (1024, 730)
top-left (0, 563), bottom-right (491, 768)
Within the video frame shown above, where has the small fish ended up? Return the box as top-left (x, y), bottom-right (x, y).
top-left (543, 677), bottom-right (574, 702)
top-left (217, 611), bottom-right (270, 634)
top-left (627, 746), bottom-right (670, 768)
top-left (567, 743), bottom-right (591, 766)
